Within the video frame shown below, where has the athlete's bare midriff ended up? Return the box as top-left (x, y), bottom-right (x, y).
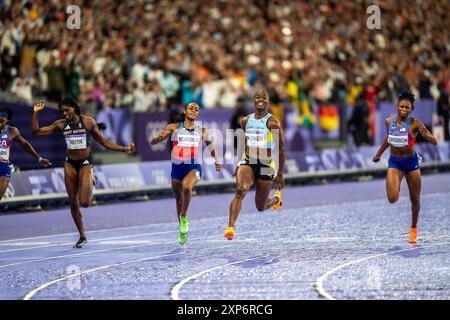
top-left (389, 145), bottom-right (416, 158)
top-left (66, 148), bottom-right (92, 161)
top-left (246, 147), bottom-right (272, 161)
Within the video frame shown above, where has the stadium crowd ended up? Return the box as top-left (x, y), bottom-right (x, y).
top-left (0, 0), bottom-right (449, 138)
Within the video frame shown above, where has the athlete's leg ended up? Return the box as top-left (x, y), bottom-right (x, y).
top-left (386, 168), bottom-right (404, 203)
top-left (180, 169), bottom-right (201, 218)
top-left (405, 169), bottom-right (421, 228)
top-left (228, 165), bottom-right (254, 228)
top-left (0, 177), bottom-right (10, 201)
top-left (171, 179), bottom-right (183, 220)
top-left (64, 162), bottom-right (86, 239)
top-left (254, 178), bottom-right (279, 212)
top-left (78, 165), bottom-right (94, 208)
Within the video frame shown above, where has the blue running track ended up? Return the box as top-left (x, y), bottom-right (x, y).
top-left (0, 173), bottom-right (449, 300)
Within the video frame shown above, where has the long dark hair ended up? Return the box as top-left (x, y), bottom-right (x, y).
top-left (169, 104), bottom-right (188, 124)
top-left (59, 96), bottom-right (107, 131)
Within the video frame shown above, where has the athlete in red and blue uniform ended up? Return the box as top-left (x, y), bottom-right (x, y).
top-left (151, 102), bottom-right (221, 245)
top-left (0, 107), bottom-right (51, 202)
top-left (373, 91), bottom-right (437, 243)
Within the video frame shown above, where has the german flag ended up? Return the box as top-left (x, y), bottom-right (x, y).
top-left (318, 104), bottom-right (339, 132)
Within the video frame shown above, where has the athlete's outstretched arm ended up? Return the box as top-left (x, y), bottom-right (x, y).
top-left (373, 119), bottom-right (390, 162)
top-left (416, 119), bottom-right (437, 145)
top-left (89, 119), bottom-right (135, 153)
top-left (11, 127), bottom-right (52, 166)
top-left (150, 123), bottom-right (178, 145)
top-left (31, 101), bottom-right (63, 136)
top-left (202, 127), bottom-right (221, 172)
top-left (236, 116), bottom-right (249, 162)
top-left (268, 117), bottom-right (285, 190)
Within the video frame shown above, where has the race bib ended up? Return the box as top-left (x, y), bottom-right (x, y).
top-left (0, 147), bottom-right (9, 162)
top-left (388, 134), bottom-right (408, 147)
top-left (177, 134), bottom-right (200, 147)
top-left (65, 134), bottom-right (87, 149)
top-left (246, 132), bottom-right (266, 148)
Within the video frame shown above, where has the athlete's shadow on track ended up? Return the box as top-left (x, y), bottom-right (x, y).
top-left (389, 245), bottom-right (426, 258)
top-left (225, 256), bottom-right (280, 269)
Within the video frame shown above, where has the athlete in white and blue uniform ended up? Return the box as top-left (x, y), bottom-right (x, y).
top-left (0, 107), bottom-right (51, 202)
top-left (373, 91), bottom-right (437, 244)
top-left (225, 89), bottom-right (286, 240)
top-left (150, 102), bottom-right (221, 245)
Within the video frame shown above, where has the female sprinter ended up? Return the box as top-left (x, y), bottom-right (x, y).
top-left (224, 89), bottom-right (286, 240)
top-left (373, 90), bottom-right (437, 243)
top-left (0, 107), bottom-right (51, 201)
top-left (150, 102), bottom-right (221, 245)
top-left (31, 97), bottom-right (136, 248)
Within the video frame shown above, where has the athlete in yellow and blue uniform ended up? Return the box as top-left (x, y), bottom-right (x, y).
top-left (373, 91), bottom-right (437, 243)
top-left (225, 90), bottom-right (286, 240)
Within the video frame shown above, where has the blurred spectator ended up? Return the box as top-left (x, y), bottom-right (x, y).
top-left (348, 93), bottom-right (370, 146)
top-left (10, 70), bottom-right (35, 102)
top-left (0, 0), bottom-right (447, 122)
top-left (437, 83), bottom-right (450, 141)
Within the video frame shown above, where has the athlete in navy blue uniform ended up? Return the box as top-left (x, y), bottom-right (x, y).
top-left (32, 98), bottom-right (136, 248)
top-left (373, 91), bottom-right (437, 243)
top-left (0, 107), bottom-right (51, 202)
top-left (150, 102), bottom-right (221, 245)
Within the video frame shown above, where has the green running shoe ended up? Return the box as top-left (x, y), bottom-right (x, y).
top-left (179, 216), bottom-right (189, 234)
top-left (179, 231), bottom-right (188, 245)
top-left (179, 216), bottom-right (189, 245)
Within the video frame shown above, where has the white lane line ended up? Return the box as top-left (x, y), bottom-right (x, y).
top-left (22, 243), bottom-right (236, 301)
top-left (314, 242), bottom-right (450, 300)
top-left (98, 241), bottom-right (154, 245)
top-left (0, 230), bottom-right (257, 270)
top-left (170, 255), bottom-right (268, 300)
top-left (0, 226), bottom-right (218, 254)
top-left (0, 223), bottom-right (162, 243)
top-left (0, 242), bottom-right (51, 246)
top-left (7, 190), bottom-right (448, 244)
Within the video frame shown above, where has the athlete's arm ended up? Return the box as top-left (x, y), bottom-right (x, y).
top-left (414, 119), bottom-right (437, 145)
top-left (268, 116), bottom-right (285, 190)
top-left (89, 118), bottom-right (136, 153)
top-left (236, 116), bottom-right (249, 162)
top-left (202, 127), bottom-right (221, 172)
top-left (373, 119), bottom-right (391, 162)
top-left (150, 123), bottom-right (178, 145)
top-left (31, 106), bottom-right (63, 136)
top-left (10, 127), bottom-right (52, 166)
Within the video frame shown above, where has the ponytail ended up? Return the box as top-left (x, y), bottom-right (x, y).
top-left (170, 111), bottom-right (186, 124)
top-left (97, 122), bottom-right (107, 131)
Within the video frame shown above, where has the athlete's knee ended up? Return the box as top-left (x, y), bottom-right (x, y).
top-left (182, 183), bottom-right (193, 194)
top-left (235, 185), bottom-right (249, 198)
top-left (69, 199), bottom-right (80, 208)
top-left (255, 202), bottom-right (265, 212)
top-left (387, 194), bottom-right (399, 203)
top-left (80, 197), bottom-right (91, 208)
top-left (410, 195), bottom-right (420, 206)
top-left (80, 199), bottom-right (91, 208)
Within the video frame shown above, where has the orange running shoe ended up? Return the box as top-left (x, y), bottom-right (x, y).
top-left (408, 227), bottom-right (417, 244)
top-left (224, 227), bottom-right (234, 240)
top-left (273, 191), bottom-right (283, 210)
